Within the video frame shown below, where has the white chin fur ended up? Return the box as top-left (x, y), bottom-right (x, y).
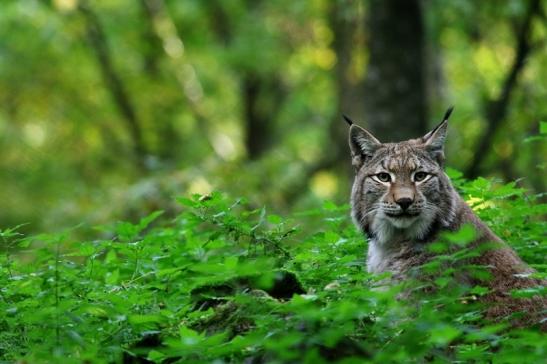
top-left (371, 210), bottom-right (435, 246)
top-left (367, 212), bottom-right (436, 273)
top-left (386, 215), bottom-right (418, 229)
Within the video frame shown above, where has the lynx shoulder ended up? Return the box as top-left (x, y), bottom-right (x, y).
top-left (346, 108), bottom-right (545, 327)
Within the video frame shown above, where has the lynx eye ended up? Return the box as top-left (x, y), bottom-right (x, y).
top-left (414, 171), bottom-right (428, 182)
top-left (376, 172), bottom-right (391, 183)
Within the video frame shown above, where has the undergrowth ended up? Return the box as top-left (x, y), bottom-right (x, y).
top-left (0, 175), bottom-right (545, 363)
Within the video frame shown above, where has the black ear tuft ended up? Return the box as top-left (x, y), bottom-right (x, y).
top-left (422, 106), bottom-right (454, 145)
top-left (420, 107), bottom-right (454, 167)
top-left (342, 114), bottom-right (354, 126)
top-left (442, 106), bottom-right (454, 123)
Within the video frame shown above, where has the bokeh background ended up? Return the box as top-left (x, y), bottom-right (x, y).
top-left (1, 0), bottom-right (545, 235)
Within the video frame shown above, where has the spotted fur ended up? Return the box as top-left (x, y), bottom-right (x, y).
top-left (348, 111), bottom-right (545, 328)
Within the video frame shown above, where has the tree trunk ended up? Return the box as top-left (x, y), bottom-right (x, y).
top-left (243, 72), bottom-right (267, 159)
top-left (78, 2), bottom-right (148, 170)
top-left (465, 0), bottom-right (540, 178)
top-left (363, 0), bottom-right (427, 142)
top-left (139, 0), bottom-right (163, 77)
top-left (329, 0), bottom-right (364, 167)
top-left (208, 0), bottom-right (285, 160)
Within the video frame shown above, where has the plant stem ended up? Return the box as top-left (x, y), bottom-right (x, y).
top-left (55, 239), bottom-right (60, 348)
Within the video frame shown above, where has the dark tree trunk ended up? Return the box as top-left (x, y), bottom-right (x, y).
top-left (363, 0), bottom-right (427, 142)
top-left (243, 73), bottom-right (268, 159)
top-left (242, 72), bottom-right (286, 160)
top-left (208, 0), bottom-right (285, 160)
top-left (139, 0), bottom-right (163, 77)
top-left (329, 0), bottom-right (364, 167)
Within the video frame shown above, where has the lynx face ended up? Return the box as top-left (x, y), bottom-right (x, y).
top-left (348, 112), bottom-right (457, 247)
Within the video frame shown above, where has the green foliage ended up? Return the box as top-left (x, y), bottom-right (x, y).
top-left (450, 170), bottom-right (546, 266)
top-left (1, 177), bottom-right (545, 363)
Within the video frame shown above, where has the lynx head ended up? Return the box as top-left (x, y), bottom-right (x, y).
top-left (347, 108), bottom-right (457, 246)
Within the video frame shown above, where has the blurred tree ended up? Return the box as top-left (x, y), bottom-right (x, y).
top-left (363, 0), bottom-right (428, 141)
top-left (139, 0), bottom-right (163, 77)
top-left (209, 0), bottom-right (287, 160)
top-left (282, 1), bottom-right (364, 203)
top-left (139, 0), bottom-right (195, 162)
top-left (466, 0), bottom-right (542, 178)
top-left (78, 1), bottom-right (148, 170)
top-left (329, 0), bottom-right (365, 165)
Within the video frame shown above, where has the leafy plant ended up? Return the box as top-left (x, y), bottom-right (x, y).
top-left (0, 177), bottom-right (545, 363)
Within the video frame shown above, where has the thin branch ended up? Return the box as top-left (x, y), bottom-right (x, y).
top-left (140, 0), bottom-right (217, 157)
top-left (78, 1), bottom-right (148, 169)
top-left (54, 238), bottom-right (61, 348)
top-left (465, 0), bottom-right (542, 178)
top-left (139, 0), bottom-right (163, 77)
top-left (140, 0), bottom-right (204, 106)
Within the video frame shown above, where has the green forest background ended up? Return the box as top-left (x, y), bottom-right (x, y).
top-left (1, 1), bottom-right (546, 362)
top-left (1, 0), bottom-right (546, 234)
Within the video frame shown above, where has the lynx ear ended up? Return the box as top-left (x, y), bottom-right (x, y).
top-left (349, 123), bottom-right (381, 168)
top-left (423, 120), bottom-right (448, 150)
top-left (422, 106), bottom-right (453, 166)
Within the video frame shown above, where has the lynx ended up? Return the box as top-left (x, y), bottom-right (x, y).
top-left (346, 108), bottom-right (545, 327)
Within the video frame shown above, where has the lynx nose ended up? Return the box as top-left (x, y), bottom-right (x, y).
top-left (396, 197), bottom-right (413, 211)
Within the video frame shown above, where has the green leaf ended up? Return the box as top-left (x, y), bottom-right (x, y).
top-left (147, 350), bottom-right (166, 362)
top-left (442, 224), bottom-right (476, 246)
top-left (179, 326), bottom-right (201, 345)
top-left (129, 314), bottom-right (165, 325)
top-left (323, 200), bottom-right (338, 211)
top-left (428, 325), bottom-right (461, 345)
top-left (469, 285), bottom-right (489, 296)
top-left (225, 256), bottom-right (238, 270)
top-left (510, 286), bottom-right (546, 298)
top-left (138, 211), bottom-right (164, 231)
top-left (267, 214), bottom-right (283, 224)
top-left (105, 269), bottom-right (119, 285)
top-left (446, 167), bottom-right (463, 179)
